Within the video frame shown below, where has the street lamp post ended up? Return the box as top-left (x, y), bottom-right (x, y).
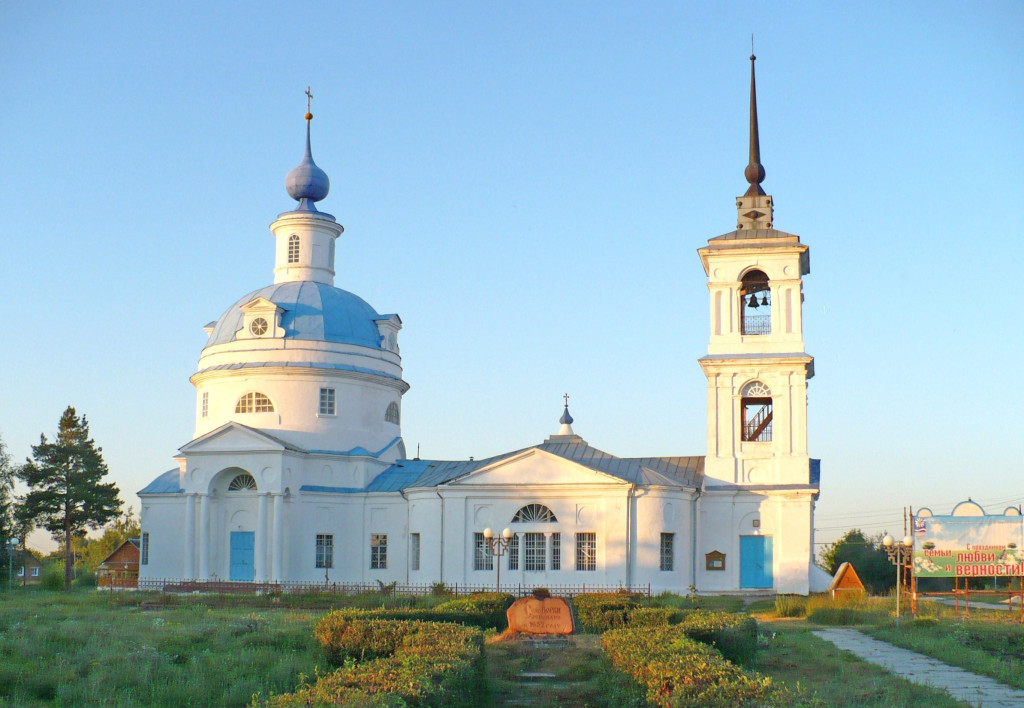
top-left (7, 538), bottom-right (19, 591)
top-left (882, 534), bottom-right (914, 622)
top-left (483, 527), bottom-right (513, 593)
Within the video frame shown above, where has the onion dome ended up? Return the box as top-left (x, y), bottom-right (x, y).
top-left (558, 396), bottom-right (575, 436)
top-left (285, 91), bottom-right (330, 211)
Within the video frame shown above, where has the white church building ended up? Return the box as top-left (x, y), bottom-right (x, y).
top-left (140, 60), bottom-right (826, 595)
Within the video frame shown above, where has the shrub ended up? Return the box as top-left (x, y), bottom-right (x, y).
top-left (73, 570), bottom-right (97, 587)
top-left (676, 611), bottom-right (759, 665)
top-left (602, 625), bottom-right (789, 707)
top-left (40, 563), bottom-right (64, 590)
top-left (268, 617), bottom-right (485, 707)
top-left (573, 593), bottom-right (638, 632)
top-left (774, 594), bottom-right (807, 618)
top-left (626, 607), bottom-right (684, 627)
top-left (434, 592), bottom-right (514, 630)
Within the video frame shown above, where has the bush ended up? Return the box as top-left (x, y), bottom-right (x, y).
top-left (626, 607), bottom-right (684, 627)
top-left (602, 625), bottom-right (789, 707)
top-left (434, 592), bottom-right (515, 629)
top-left (267, 617), bottom-right (485, 707)
top-left (774, 594), bottom-right (807, 618)
top-left (676, 611), bottom-right (759, 666)
top-left (40, 564), bottom-right (64, 590)
top-left (73, 570), bottom-right (97, 588)
top-left (573, 593), bottom-right (638, 632)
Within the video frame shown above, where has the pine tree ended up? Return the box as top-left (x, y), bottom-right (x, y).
top-left (17, 407), bottom-right (122, 589)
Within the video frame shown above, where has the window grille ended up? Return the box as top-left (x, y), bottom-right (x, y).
top-left (316, 534), bottom-right (334, 568)
top-left (508, 534), bottom-right (519, 571)
top-left (524, 533), bottom-right (546, 571)
top-left (235, 392), bottom-right (274, 414)
top-left (201, 392), bottom-right (208, 418)
top-left (288, 235), bottom-right (300, 264)
top-left (141, 532), bottom-right (149, 565)
top-left (551, 532), bottom-right (561, 570)
top-left (228, 473), bottom-right (257, 491)
top-left (660, 533), bottom-right (674, 571)
top-left (474, 532), bottom-right (493, 571)
top-left (512, 504), bottom-right (557, 523)
top-left (319, 388), bottom-right (336, 416)
top-left (576, 532), bottom-right (596, 571)
top-left (385, 402), bottom-right (400, 424)
top-left (370, 534), bottom-right (388, 569)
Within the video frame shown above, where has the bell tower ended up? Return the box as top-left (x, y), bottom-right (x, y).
top-left (697, 53), bottom-right (814, 488)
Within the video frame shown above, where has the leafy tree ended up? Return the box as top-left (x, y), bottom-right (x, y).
top-left (0, 434), bottom-right (16, 582)
top-left (819, 528), bottom-right (896, 594)
top-left (78, 507), bottom-right (141, 573)
top-left (17, 407), bottom-right (122, 589)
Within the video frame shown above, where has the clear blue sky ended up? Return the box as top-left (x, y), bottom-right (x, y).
top-left (1, 2), bottom-right (1022, 554)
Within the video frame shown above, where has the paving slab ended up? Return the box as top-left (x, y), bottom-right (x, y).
top-left (813, 627), bottom-right (1024, 708)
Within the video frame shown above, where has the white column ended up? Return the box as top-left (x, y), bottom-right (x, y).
top-left (183, 493), bottom-right (196, 579)
top-left (198, 493), bottom-right (210, 579)
top-left (271, 493), bottom-right (284, 582)
top-left (255, 493), bottom-right (269, 581)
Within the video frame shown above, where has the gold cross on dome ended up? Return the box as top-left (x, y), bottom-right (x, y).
top-left (305, 86), bottom-right (313, 113)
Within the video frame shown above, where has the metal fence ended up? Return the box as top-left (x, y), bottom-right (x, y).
top-left (136, 578), bottom-right (650, 597)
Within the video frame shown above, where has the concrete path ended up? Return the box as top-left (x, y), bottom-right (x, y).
top-left (813, 628), bottom-right (1024, 708)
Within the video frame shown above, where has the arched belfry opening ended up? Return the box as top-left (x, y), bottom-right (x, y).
top-left (740, 381), bottom-right (772, 442)
top-left (740, 270), bottom-right (771, 335)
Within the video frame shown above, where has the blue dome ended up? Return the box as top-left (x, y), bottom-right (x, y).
top-left (206, 282), bottom-right (383, 348)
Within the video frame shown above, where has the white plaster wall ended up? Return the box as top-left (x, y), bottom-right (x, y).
top-left (138, 497), bottom-right (183, 580)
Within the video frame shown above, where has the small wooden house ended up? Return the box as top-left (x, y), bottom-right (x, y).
top-left (828, 562), bottom-right (865, 598)
top-left (97, 538), bottom-right (141, 589)
top-left (13, 550), bottom-right (43, 585)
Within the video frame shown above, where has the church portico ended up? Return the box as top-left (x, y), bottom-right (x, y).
top-left (140, 61), bottom-right (825, 594)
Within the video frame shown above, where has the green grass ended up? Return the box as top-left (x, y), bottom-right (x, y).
top-left (753, 620), bottom-right (966, 707)
top-left (864, 610), bottom-right (1024, 690)
top-left (0, 589), bottom-right (325, 707)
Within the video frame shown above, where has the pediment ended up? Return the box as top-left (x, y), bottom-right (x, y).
top-left (179, 422), bottom-right (299, 454)
top-left (448, 448), bottom-right (628, 487)
top-left (240, 297), bottom-right (283, 313)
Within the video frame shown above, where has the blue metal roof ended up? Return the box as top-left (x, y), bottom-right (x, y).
top-left (206, 281), bottom-right (384, 349)
top-left (139, 468), bottom-right (183, 495)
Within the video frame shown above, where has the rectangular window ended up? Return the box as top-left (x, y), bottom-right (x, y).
top-left (17, 566), bottom-right (24, 577)
top-left (410, 533), bottom-right (420, 571)
top-left (201, 392), bottom-right (208, 418)
top-left (508, 534), bottom-right (519, 571)
top-left (551, 532), bottom-right (561, 570)
top-left (141, 532), bottom-right (149, 565)
top-left (576, 532), bottom-right (596, 571)
top-left (32, 566), bottom-right (40, 577)
top-left (660, 532), bottom-right (674, 571)
top-left (319, 387), bottom-right (336, 416)
top-left (524, 532), bottom-right (546, 572)
top-left (474, 532), bottom-right (493, 571)
top-left (371, 534), bottom-right (388, 569)
top-left (316, 534), bottom-right (334, 568)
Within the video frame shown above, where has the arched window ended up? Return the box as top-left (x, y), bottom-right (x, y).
top-left (228, 473), bottom-right (257, 491)
top-left (385, 402), bottom-right (400, 424)
top-left (512, 504), bottom-right (558, 523)
top-left (740, 270), bottom-right (771, 335)
top-left (235, 392), bottom-right (275, 414)
top-left (287, 235), bottom-right (300, 264)
top-left (740, 381), bottom-right (772, 442)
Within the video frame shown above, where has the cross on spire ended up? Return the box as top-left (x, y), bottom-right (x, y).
top-left (305, 86), bottom-right (314, 121)
top-left (563, 393), bottom-right (570, 407)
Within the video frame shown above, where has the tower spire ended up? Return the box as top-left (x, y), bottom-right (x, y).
top-left (735, 48), bottom-right (773, 231)
top-left (744, 48), bottom-right (765, 197)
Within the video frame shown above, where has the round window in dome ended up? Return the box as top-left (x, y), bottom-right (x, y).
top-left (250, 317), bottom-right (269, 336)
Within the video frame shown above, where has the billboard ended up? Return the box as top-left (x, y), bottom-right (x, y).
top-left (913, 515), bottom-right (1024, 578)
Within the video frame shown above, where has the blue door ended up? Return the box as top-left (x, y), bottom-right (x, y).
top-left (230, 531), bottom-right (255, 581)
top-left (740, 536), bottom-right (773, 589)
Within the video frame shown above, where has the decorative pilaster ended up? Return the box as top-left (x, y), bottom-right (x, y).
top-left (255, 493), bottom-right (269, 581)
top-left (183, 493), bottom-right (196, 579)
top-left (198, 493), bottom-right (210, 579)
top-left (271, 493), bottom-right (285, 581)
